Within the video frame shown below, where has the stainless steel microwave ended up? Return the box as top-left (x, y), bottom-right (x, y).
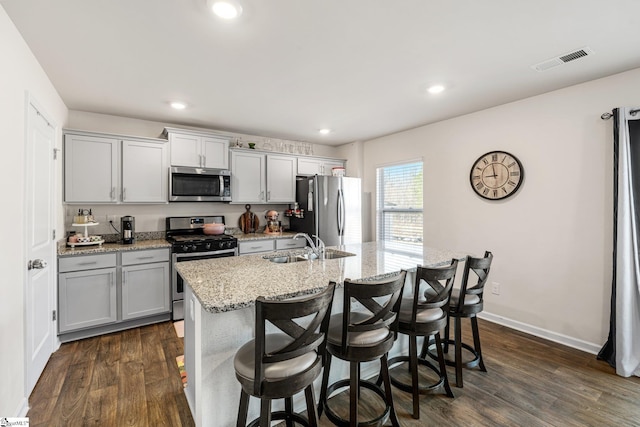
top-left (169, 166), bottom-right (232, 202)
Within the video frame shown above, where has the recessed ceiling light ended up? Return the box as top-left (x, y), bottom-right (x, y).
top-left (207, 0), bottom-right (242, 19)
top-left (427, 84), bottom-right (445, 94)
top-left (171, 102), bottom-right (187, 110)
top-left (319, 129), bottom-right (331, 135)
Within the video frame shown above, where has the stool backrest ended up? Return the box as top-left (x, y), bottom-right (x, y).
top-left (454, 251), bottom-right (493, 311)
top-left (254, 284), bottom-right (336, 393)
top-left (340, 271), bottom-right (407, 349)
top-left (411, 259), bottom-right (459, 323)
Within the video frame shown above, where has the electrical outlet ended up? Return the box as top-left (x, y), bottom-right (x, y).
top-left (107, 215), bottom-right (117, 224)
top-left (491, 282), bottom-right (500, 295)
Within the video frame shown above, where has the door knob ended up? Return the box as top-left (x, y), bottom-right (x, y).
top-left (28, 259), bottom-right (47, 270)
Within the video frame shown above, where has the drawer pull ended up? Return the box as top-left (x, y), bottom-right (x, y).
top-left (136, 256), bottom-right (154, 260)
top-left (78, 261), bottom-right (98, 266)
top-left (250, 246), bottom-right (262, 250)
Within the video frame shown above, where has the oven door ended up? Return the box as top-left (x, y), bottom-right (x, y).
top-left (171, 248), bottom-right (237, 319)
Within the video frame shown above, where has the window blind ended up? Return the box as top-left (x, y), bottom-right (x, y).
top-left (376, 161), bottom-right (423, 255)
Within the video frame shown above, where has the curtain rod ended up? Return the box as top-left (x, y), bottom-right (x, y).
top-left (602, 109), bottom-right (640, 120)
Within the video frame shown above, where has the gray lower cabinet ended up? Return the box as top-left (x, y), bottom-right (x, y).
top-left (58, 253), bottom-right (117, 333)
top-left (238, 237), bottom-right (307, 255)
top-left (58, 248), bottom-right (171, 341)
top-left (238, 239), bottom-right (275, 255)
top-left (121, 251), bottom-right (170, 320)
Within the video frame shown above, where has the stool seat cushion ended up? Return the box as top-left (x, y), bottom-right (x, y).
top-left (327, 312), bottom-right (390, 346)
top-left (398, 298), bottom-right (445, 323)
top-left (449, 288), bottom-right (481, 307)
top-left (234, 333), bottom-right (318, 381)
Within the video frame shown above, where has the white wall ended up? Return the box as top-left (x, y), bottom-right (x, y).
top-left (0, 6), bottom-right (68, 417)
top-left (359, 67), bottom-right (640, 350)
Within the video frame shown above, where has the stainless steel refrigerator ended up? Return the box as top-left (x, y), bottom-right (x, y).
top-left (289, 175), bottom-right (362, 246)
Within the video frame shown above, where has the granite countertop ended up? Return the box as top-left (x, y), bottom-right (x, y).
top-left (56, 230), bottom-right (295, 257)
top-left (57, 239), bottom-right (171, 256)
top-left (176, 241), bottom-right (468, 314)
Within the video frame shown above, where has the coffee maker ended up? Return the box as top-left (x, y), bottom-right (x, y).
top-left (121, 216), bottom-right (135, 244)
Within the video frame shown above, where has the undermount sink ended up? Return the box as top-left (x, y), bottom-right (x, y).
top-left (265, 249), bottom-right (355, 263)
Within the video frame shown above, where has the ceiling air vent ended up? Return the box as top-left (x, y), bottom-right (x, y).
top-left (531, 47), bottom-right (594, 72)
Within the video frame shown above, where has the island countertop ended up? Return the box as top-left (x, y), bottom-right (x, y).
top-left (176, 241), bottom-right (467, 314)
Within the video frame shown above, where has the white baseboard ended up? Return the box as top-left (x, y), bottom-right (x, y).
top-left (479, 312), bottom-right (602, 355)
top-left (14, 396), bottom-right (29, 417)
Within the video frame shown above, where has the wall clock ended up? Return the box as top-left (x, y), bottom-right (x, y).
top-left (470, 151), bottom-right (524, 200)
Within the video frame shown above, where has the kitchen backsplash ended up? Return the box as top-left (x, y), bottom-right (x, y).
top-left (64, 203), bottom-right (291, 237)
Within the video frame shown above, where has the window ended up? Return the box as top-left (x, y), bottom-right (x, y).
top-left (376, 161), bottom-right (423, 254)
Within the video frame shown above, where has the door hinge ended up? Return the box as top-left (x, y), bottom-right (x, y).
top-left (52, 310), bottom-right (57, 321)
top-left (53, 148), bottom-right (60, 160)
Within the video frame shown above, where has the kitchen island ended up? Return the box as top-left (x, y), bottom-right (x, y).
top-left (177, 241), bottom-right (467, 426)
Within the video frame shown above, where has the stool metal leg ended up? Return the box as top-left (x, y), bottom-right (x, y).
top-left (285, 397), bottom-right (294, 427)
top-left (350, 361), bottom-right (359, 426)
top-left (237, 389), bottom-right (250, 427)
top-left (318, 353), bottom-right (332, 417)
top-left (304, 385), bottom-right (319, 427)
top-left (471, 316), bottom-right (486, 372)
top-left (409, 334), bottom-right (420, 419)
top-left (260, 399), bottom-right (272, 426)
top-left (380, 354), bottom-right (400, 427)
top-left (434, 332), bottom-right (454, 398)
top-left (454, 315), bottom-right (464, 387)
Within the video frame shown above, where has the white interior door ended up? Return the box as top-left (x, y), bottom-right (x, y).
top-left (25, 98), bottom-right (56, 395)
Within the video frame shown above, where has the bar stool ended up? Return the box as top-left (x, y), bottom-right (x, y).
top-left (234, 284), bottom-right (335, 427)
top-left (425, 251), bottom-right (493, 388)
top-left (387, 260), bottom-right (458, 419)
top-left (318, 272), bottom-right (406, 427)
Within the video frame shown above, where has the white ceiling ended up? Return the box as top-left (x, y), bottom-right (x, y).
top-left (3, 0), bottom-right (640, 145)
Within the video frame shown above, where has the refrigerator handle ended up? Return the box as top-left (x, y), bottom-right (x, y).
top-left (337, 189), bottom-right (345, 236)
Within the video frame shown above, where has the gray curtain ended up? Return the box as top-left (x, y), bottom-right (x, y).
top-left (598, 107), bottom-right (640, 378)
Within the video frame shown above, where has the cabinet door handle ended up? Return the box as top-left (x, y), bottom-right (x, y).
top-left (122, 187), bottom-right (126, 201)
top-left (111, 187), bottom-right (116, 200)
top-left (267, 191), bottom-right (271, 201)
top-left (199, 154), bottom-right (203, 167)
top-left (260, 191), bottom-right (264, 200)
top-left (202, 155), bottom-right (206, 167)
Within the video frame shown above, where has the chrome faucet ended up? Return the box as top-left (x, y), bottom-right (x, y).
top-left (293, 233), bottom-right (326, 258)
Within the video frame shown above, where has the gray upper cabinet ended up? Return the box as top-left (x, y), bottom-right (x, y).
top-left (64, 133), bottom-right (119, 203)
top-left (64, 130), bottom-right (168, 204)
top-left (121, 139), bottom-right (168, 203)
top-left (297, 157), bottom-right (345, 176)
top-left (230, 150), bottom-right (296, 203)
top-left (165, 127), bottom-right (230, 169)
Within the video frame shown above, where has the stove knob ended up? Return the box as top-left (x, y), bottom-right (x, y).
top-left (191, 244), bottom-right (198, 252)
top-left (182, 246), bottom-right (189, 252)
top-left (205, 243), bottom-right (212, 250)
top-left (225, 241), bottom-right (233, 249)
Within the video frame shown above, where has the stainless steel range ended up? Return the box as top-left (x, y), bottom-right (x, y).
top-left (166, 215), bottom-right (238, 320)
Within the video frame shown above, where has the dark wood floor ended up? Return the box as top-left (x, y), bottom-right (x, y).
top-left (27, 322), bottom-right (193, 427)
top-left (28, 319), bottom-right (640, 426)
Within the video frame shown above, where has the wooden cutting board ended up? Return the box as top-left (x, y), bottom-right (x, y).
top-left (239, 204), bottom-right (260, 233)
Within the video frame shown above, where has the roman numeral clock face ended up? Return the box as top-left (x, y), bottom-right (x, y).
top-left (470, 151), bottom-right (524, 200)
